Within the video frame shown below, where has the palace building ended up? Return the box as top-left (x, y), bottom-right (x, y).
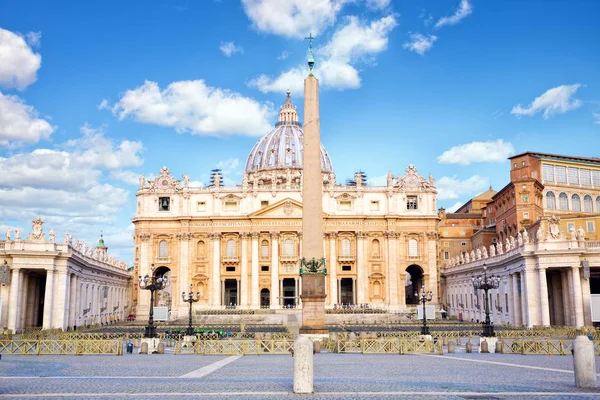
top-left (132, 92), bottom-right (440, 319)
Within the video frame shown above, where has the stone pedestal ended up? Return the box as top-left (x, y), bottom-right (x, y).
top-left (478, 337), bottom-right (498, 353)
top-left (573, 336), bottom-right (597, 388)
top-left (140, 338), bottom-right (160, 354)
top-left (293, 336), bottom-right (314, 394)
top-left (300, 275), bottom-right (328, 335)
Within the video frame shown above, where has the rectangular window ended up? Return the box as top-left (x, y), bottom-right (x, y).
top-left (261, 265), bottom-right (269, 272)
top-left (226, 266), bottom-right (236, 272)
top-left (542, 164), bottom-right (554, 181)
top-left (261, 243), bottom-right (269, 257)
top-left (521, 161), bottom-right (525, 167)
top-left (261, 200), bottom-right (269, 208)
top-left (370, 201), bottom-right (380, 211)
top-left (342, 265), bottom-right (352, 271)
top-left (197, 201), bottom-right (206, 211)
top-left (556, 166), bottom-right (567, 183)
top-left (587, 221), bottom-right (595, 233)
top-left (523, 212), bottom-right (529, 219)
top-left (581, 169), bottom-right (592, 185)
top-left (444, 251), bottom-right (449, 260)
top-left (159, 197), bottom-right (170, 211)
top-left (567, 222), bottom-right (575, 232)
top-left (224, 201), bottom-right (237, 211)
top-left (568, 167), bottom-right (579, 184)
top-left (593, 170), bottom-right (600, 186)
top-left (339, 200), bottom-right (352, 210)
top-left (407, 196), bottom-right (418, 210)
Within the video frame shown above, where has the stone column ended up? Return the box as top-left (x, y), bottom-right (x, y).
top-left (270, 232), bottom-right (279, 309)
top-left (240, 233), bottom-right (249, 308)
top-left (538, 266), bottom-right (550, 326)
top-left (512, 272), bottom-right (522, 326)
top-left (7, 268), bottom-right (21, 333)
top-left (19, 272), bottom-right (29, 332)
top-left (328, 232), bottom-right (337, 306)
top-left (571, 266), bottom-right (585, 327)
top-left (397, 233), bottom-right (406, 307)
top-left (178, 233), bottom-right (190, 317)
top-left (520, 270), bottom-right (532, 327)
top-left (211, 233), bottom-right (221, 307)
top-left (507, 274), bottom-right (515, 325)
top-left (68, 274), bottom-right (77, 329)
top-left (356, 232), bottom-right (366, 304)
top-left (562, 270), bottom-right (572, 326)
top-left (387, 232), bottom-right (398, 307)
top-left (26, 277), bottom-right (37, 328)
top-left (581, 273), bottom-right (593, 327)
top-left (552, 272), bottom-right (565, 326)
top-left (251, 232), bottom-right (259, 309)
top-left (137, 234), bottom-right (151, 315)
top-left (42, 269), bottom-right (55, 329)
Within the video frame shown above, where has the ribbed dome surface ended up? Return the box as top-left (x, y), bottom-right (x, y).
top-left (244, 92), bottom-right (334, 174)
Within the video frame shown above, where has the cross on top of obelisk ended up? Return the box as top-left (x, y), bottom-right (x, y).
top-left (304, 33), bottom-right (316, 74)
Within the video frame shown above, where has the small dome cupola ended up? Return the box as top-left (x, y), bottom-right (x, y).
top-left (277, 90), bottom-right (300, 127)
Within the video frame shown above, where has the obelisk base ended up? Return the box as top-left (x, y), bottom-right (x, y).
top-left (299, 275), bottom-right (328, 335)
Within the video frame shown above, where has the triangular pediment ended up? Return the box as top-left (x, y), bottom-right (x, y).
top-left (249, 198), bottom-right (329, 218)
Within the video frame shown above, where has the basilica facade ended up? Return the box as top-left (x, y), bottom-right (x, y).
top-left (132, 93), bottom-right (440, 319)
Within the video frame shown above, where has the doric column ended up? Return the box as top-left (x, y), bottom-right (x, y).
top-left (387, 231), bottom-right (398, 307)
top-left (211, 233), bottom-right (221, 307)
top-left (356, 232), bottom-right (366, 304)
top-left (507, 274), bottom-right (515, 325)
top-left (19, 272), bottom-right (29, 331)
top-left (571, 265), bottom-right (584, 327)
top-left (68, 274), bottom-right (77, 329)
top-left (512, 272), bottom-right (522, 326)
top-left (551, 272), bottom-right (565, 326)
top-left (328, 232), bottom-right (337, 306)
top-left (26, 276), bottom-right (37, 327)
top-left (42, 268), bottom-right (55, 329)
top-left (250, 232), bottom-right (259, 308)
top-left (397, 233), bottom-right (406, 306)
top-left (563, 270), bottom-right (573, 326)
top-left (520, 270), bottom-right (531, 327)
top-left (7, 268), bottom-right (22, 333)
top-left (240, 233), bottom-right (249, 308)
top-left (178, 232), bottom-right (191, 315)
top-left (538, 266), bottom-right (550, 326)
top-left (53, 270), bottom-right (70, 330)
top-left (270, 232), bottom-right (279, 309)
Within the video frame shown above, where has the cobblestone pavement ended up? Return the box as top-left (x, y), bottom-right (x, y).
top-left (1, 352), bottom-right (599, 399)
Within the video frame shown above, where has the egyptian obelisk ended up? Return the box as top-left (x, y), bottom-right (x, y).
top-left (299, 35), bottom-right (328, 335)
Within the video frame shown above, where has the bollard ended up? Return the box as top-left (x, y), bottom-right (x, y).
top-left (442, 337), bottom-right (448, 346)
top-left (313, 340), bottom-right (321, 354)
top-left (456, 338), bottom-right (461, 346)
top-left (293, 336), bottom-right (313, 394)
top-left (480, 339), bottom-right (489, 353)
top-left (466, 340), bottom-right (472, 353)
top-left (134, 339), bottom-right (140, 348)
top-left (573, 336), bottom-right (597, 388)
top-left (139, 342), bottom-right (148, 354)
top-left (157, 342), bottom-right (165, 354)
top-left (495, 340), bottom-right (503, 354)
top-left (447, 341), bottom-right (455, 353)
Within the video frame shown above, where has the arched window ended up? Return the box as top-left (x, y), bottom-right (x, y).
top-left (546, 191), bottom-right (556, 209)
top-left (571, 194), bottom-right (581, 212)
top-left (372, 239), bottom-right (380, 257)
top-left (409, 239), bottom-right (418, 257)
top-left (226, 239), bottom-right (237, 257)
top-left (283, 238), bottom-right (294, 256)
top-left (584, 195), bottom-right (593, 212)
top-left (261, 240), bottom-right (269, 258)
top-left (341, 238), bottom-right (351, 256)
top-left (159, 240), bottom-right (168, 258)
top-left (197, 241), bottom-right (206, 257)
top-left (559, 192), bottom-right (569, 210)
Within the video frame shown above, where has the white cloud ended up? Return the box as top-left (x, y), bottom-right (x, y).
top-left (25, 31), bottom-right (42, 48)
top-left (403, 33), bottom-right (437, 55)
top-left (241, 0), bottom-right (349, 39)
top-left (0, 91), bottom-right (55, 147)
top-left (110, 80), bottom-right (275, 136)
top-left (0, 27), bottom-right (42, 90)
top-left (109, 170), bottom-right (141, 185)
top-left (249, 15), bottom-right (397, 92)
top-left (277, 51), bottom-right (290, 61)
top-left (436, 175), bottom-right (487, 200)
top-left (98, 99), bottom-right (109, 110)
top-left (366, 0), bottom-right (390, 10)
top-left (594, 111), bottom-right (600, 124)
top-left (510, 84), bottom-right (583, 119)
top-left (435, 0), bottom-right (472, 28)
top-left (437, 140), bottom-right (515, 165)
top-left (367, 174), bottom-right (387, 186)
top-left (446, 201), bottom-right (462, 213)
top-left (219, 41), bottom-right (243, 57)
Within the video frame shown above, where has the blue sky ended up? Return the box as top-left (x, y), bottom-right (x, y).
top-left (1, 0), bottom-right (599, 263)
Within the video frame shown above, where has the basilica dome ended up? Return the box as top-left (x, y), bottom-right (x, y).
top-left (244, 91), bottom-right (334, 175)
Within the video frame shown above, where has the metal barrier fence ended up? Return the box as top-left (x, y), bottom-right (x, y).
top-left (174, 339), bottom-right (294, 355)
top-left (49, 331), bottom-right (293, 341)
top-left (327, 338), bottom-right (443, 355)
top-left (0, 340), bottom-right (123, 355)
top-left (498, 339), bottom-right (600, 355)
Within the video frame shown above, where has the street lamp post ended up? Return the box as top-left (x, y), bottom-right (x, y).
top-left (182, 284), bottom-right (201, 336)
top-left (472, 265), bottom-right (500, 337)
top-left (416, 283), bottom-right (433, 335)
top-left (138, 264), bottom-right (168, 338)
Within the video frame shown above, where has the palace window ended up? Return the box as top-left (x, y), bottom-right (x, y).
top-left (542, 164), bottom-right (554, 181)
top-left (261, 200), bottom-right (269, 208)
top-left (556, 166), bottom-right (567, 183)
top-left (159, 197), bottom-right (170, 211)
top-left (587, 221), bottom-right (595, 233)
top-left (370, 201), bottom-right (380, 211)
top-left (341, 238), bottom-right (351, 256)
top-left (559, 192), bottom-right (568, 210)
top-left (408, 239), bottom-right (418, 257)
top-left (444, 251), bottom-right (449, 260)
top-left (407, 196), bottom-right (418, 210)
top-left (339, 200), bottom-right (352, 210)
top-left (159, 240), bottom-right (169, 258)
top-left (197, 241), bottom-right (206, 257)
top-left (546, 191), bottom-right (556, 209)
top-left (261, 265), bottom-right (269, 272)
top-left (597, 196), bottom-right (600, 212)
top-left (197, 201), bottom-right (206, 211)
top-left (372, 239), bottom-right (380, 257)
top-left (567, 222), bottom-right (575, 232)
top-left (584, 195), bottom-right (593, 212)
top-left (593, 171), bottom-right (600, 186)
top-left (226, 239), bottom-right (237, 257)
top-left (224, 201), bottom-right (237, 211)
top-left (342, 265), bottom-right (352, 271)
top-left (283, 238), bottom-right (294, 256)
top-left (523, 212), bottom-right (529, 219)
top-left (261, 240), bottom-right (269, 258)
top-left (568, 167), bottom-right (579, 184)
top-left (581, 169), bottom-right (592, 185)
top-left (572, 194), bottom-right (581, 212)
top-left (226, 266), bottom-right (236, 272)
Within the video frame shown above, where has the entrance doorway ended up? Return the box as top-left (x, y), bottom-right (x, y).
top-left (406, 264), bottom-right (424, 305)
top-left (153, 266), bottom-right (172, 309)
top-left (282, 278), bottom-right (296, 307)
top-left (260, 288), bottom-right (270, 308)
top-left (340, 278), bottom-right (354, 305)
top-left (224, 279), bottom-right (238, 307)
